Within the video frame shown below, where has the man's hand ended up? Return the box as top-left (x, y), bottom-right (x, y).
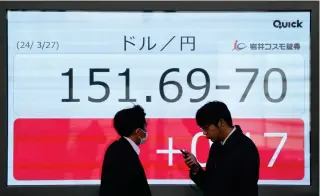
top-left (183, 151), bottom-right (200, 173)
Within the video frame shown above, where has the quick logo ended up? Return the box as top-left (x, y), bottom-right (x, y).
top-left (273, 20), bottom-right (303, 29)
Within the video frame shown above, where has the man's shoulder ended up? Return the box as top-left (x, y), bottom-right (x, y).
top-left (238, 133), bottom-right (259, 153)
top-left (106, 139), bottom-right (123, 151)
top-left (106, 138), bottom-right (131, 153)
top-left (103, 140), bottom-right (125, 161)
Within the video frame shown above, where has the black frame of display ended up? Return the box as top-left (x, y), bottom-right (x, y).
top-left (0, 1), bottom-right (318, 196)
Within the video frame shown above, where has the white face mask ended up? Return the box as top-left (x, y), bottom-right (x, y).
top-left (139, 130), bottom-right (148, 145)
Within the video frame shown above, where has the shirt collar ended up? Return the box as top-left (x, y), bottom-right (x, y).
top-left (124, 137), bottom-right (140, 155)
top-left (221, 126), bottom-right (236, 145)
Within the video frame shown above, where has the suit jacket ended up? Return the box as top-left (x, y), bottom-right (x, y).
top-left (190, 125), bottom-right (260, 196)
top-left (100, 137), bottom-right (152, 196)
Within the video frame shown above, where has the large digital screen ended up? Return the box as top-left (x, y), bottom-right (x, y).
top-left (7, 11), bottom-right (310, 186)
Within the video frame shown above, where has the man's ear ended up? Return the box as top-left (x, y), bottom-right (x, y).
top-left (134, 128), bottom-right (141, 134)
top-left (218, 119), bottom-right (223, 128)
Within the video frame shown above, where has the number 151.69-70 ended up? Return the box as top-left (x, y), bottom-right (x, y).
top-left (61, 67), bottom-right (287, 103)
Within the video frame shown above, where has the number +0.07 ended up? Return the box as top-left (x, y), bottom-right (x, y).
top-left (61, 68), bottom-right (287, 103)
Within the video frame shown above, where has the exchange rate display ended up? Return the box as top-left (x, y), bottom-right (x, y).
top-left (7, 11), bottom-right (310, 185)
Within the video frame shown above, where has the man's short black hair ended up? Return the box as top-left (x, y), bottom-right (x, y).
top-left (196, 101), bottom-right (233, 127)
top-left (113, 105), bottom-right (146, 137)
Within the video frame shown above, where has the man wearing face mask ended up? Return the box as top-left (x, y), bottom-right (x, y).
top-left (100, 105), bottom-right (151, 196)
top-left (183, 101), bottom-right (260, 196)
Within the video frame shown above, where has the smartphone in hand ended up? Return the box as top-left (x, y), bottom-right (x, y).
top-left (180, 149), bottom-right (188, 158)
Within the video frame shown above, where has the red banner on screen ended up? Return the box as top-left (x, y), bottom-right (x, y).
top-left (13, 118), bottom-right (304, 181)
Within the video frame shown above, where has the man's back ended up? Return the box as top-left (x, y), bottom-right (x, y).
top-left (99, 137), bottom-right (151, 196)
top-left (191, 126), bottom-right (260, 196)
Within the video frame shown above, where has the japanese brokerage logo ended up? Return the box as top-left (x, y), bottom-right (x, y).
top-left (233, 40), bottom-right (247, 51)
top-left (232, 40), bottom-right (301, 51)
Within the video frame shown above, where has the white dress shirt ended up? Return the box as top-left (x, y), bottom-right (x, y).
top-left (124, 137), bottom-right (140, 155)
top-left (221, 126), bottom-right (236, 145)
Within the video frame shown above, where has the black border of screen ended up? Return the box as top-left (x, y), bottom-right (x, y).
top-left (0, 1), bottom-right (318, 196)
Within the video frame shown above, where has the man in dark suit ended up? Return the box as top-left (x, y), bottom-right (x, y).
top-left (183, 101), bottom-right (260, 196)
top-left (99, 105), bottom-right (152, 196)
